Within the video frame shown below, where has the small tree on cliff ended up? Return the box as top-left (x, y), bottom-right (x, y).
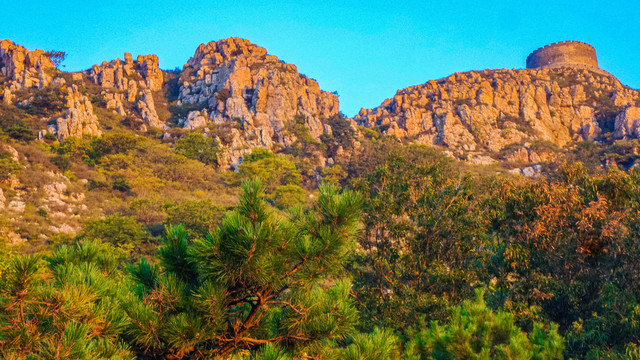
top-left (44, 50), bottom-right (66, 69)
top-left (124, 178), bottom-right (364, 358)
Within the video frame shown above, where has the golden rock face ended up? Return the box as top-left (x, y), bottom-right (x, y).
top-left (178, 38), bottom-right (340, 168)
top-left (355, 66), bottom-right (640, 162)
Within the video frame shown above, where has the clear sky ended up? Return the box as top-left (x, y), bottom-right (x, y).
top-left (2, 1), bottom-right (639, 116)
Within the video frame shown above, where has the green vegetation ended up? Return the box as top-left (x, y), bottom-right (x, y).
top-left (20, 87), bottom-right (65, 116)
top-left (404, 290), bottom-right (564, 359)
top-left (80, 214), bottom-right (153, 251)
top-left (0, 152), bottom-right (21, 180)
top-left (168, 101), bottom-right (208, 125)
top-left (0, 241), bottom-right (133, 359)
top-left (164, 199), bottom-right (224, 238)
top-left (236, 148), bottom-right (302, 194)
top-left (175, 132), bottom-right (219, 166)
top-left (44, 50), bottom-right (67, 69)
top-left (8, 135), bottom-right (640, 358)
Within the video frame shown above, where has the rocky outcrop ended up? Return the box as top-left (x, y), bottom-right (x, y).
top-left (86, 52), bottom-right (166, 129)
top-left (0, 40), bottom-right (55, 97)
top-left (614, 106), bottom-right (640, 139)
top-left (176, 37), bottom-right (339, 167)
top-left (356, 67), bottom-right (640, 160)
top-left (104, 92), bottom-right (127, 116)
top-left (49, 85), bottom-right (102, 140)
top-left (137, 89), bottom-right (165, 129)
top-left (88, 52), bottom-right (163, 92)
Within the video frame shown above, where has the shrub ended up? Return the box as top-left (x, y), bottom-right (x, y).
top-left (4, 123), bottom-right (35, 141)
top-left (90, 94), bottom-right (107, 108)
top-left (43, 50), bottom-right (66, 69)
top-left (63, 170), bottom-right (76, 181)
top-left (0, 152), bottom-right (21, 180)
top-left (404, 290), bottom-right (565, 359)
top-left (87, 178), bottom-right (109, 190)
top-left (168, 101), bottom-right (208, 124)
top-left (129, 198), bottom-right (166, 226)
top-left (237, 148), bottom-right (301, 195)
top-left (0, 242), bottom-right (134, 359)
top-left (22, 87), bottom-right (65, 116)
top-left (164, 199), bottom-right (223, 238)
top-left (321, 165), bottom-right (347, 186)
top-left (124, 179), bottom-right (364, 358)
top-left (112, 177), bottom-right (132, 192)
top-left (50, 154), bottom-right (71, 171)
top-left (80, 214), bottom-right (151, 248)
top-left (324, 113), bottom-right (357, 149)
top-left (274, 184), bottom-right (306, 209)
top-left (90, 132), bottom-right (142, 158)
top-left (175, 132), bottom-right (218, 166)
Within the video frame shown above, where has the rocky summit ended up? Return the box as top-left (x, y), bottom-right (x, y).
top-left (176, 38), bottom-right (339, 167)
top-left (356, 67), bottom-right (640, 164)
top-left (0, 37), bottom-right (344, 167)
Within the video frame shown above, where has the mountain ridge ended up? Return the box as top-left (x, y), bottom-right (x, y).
top-left (1, 37), bottom-right (639, 174)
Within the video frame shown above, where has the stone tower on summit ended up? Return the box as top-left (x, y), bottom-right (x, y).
top-left (526, 41), bottom-right (598, 69)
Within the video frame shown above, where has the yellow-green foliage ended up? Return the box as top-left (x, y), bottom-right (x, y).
top-left (236, 148), bottom-right (302, 194)
top-left (404, 290), bottom-right (564, 360)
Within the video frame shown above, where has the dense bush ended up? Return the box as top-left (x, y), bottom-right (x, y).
top-left (175, 132), bottom-right (219, 166)
top-left (164, 199), bottom-right (223, 238)
top-left (236, 148), bottom-right (302, 195)
top-left (80, 214), bottom-right (152, 249)
top-left (4, 123), bottom-right (35, 141)
top-left (0, 241), bottom-right (134, 359)
top-left (50, 154), bottom-right (71, 171)
top-left (124, 179), bottom-right (365, 358)
top-left (22, 87), bottom-right (65, 116)
top-left (0, 152), bottom-right (21, 180)
top-left (404, 290), bottom-right (564, 359)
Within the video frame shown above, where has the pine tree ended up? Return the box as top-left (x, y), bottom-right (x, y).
top-left (403, 289), bottom-right (565, 360)
top-left (0, 241), bottom-right (134, 359)
top-left (124, 178), bottom-right (365, 358)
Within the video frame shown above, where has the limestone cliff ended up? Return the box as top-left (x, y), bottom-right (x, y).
top-left (87, 52), bottom-right (166, 129)
top-left (0, 39), bottom-right (55, 104)
top-left (355, 67), bottom-right (640, 163)
top-left (176, 38), bottom-right (339, 167)
top-left (49, 84), bottom-right (102, 140)
top-left (88, 53), bottom-right (163, 92)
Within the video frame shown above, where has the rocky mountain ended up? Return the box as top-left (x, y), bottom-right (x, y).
top-left (356, 67), bottom-right (640, 166)
top-left (0, 37), bottom-right (345, 242)
top-left (175, 37), bottom-right (339, 167)
top-left (1, 38), bottom-right (342, 167)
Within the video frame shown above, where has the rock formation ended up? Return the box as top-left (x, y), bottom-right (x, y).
top-left (3, 37), bottom-right (640, 170)
top-left (0, 40), bottom-right (55, 101)
top-left (49, 84), bottom-right (102, 140)
top-left (176, 37), bottom-right (339, 167)
top-left (137, 89), bottom-right (165, 129)
top-left (614, 106), bottom-right (640, 139)
top-left (88, 52), bottom-right (163, 92)
top-left (355, 67), bottom-right (640, 162)
top-left (87, 52), bottom-right (166, 129)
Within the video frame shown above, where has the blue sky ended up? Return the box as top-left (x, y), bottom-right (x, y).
top-left (2, 1), bottom-right (638, 116)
